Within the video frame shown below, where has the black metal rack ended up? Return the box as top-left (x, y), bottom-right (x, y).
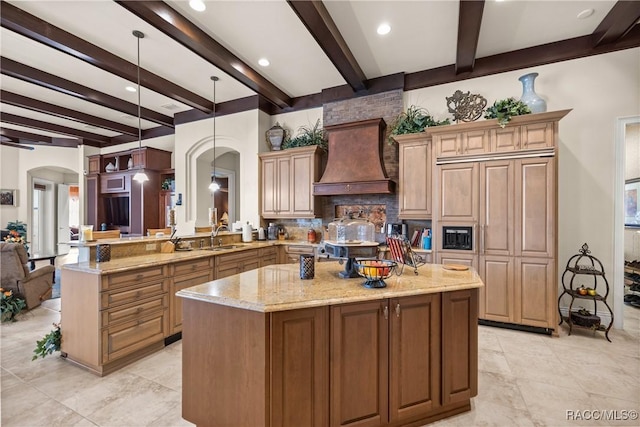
top-left (558, 243), bottom-right (613, 342)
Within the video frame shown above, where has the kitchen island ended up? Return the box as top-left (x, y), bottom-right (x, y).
top-left (177, 262), bottom-right (483, 427)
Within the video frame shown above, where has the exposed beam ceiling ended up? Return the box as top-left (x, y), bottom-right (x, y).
top-left (115, 0), bottom-right (292, 109)
top-left (0, 1), bottom-right (213, 113)
top-left (287, 0), bottom-right (367, 93)
top-left (456, 0), bottom-right (485, 74)
top-left (0, 112), bottom-right (110, 144)
top-left (0, 57), bottom-right (175, 128)
top-left (1, 90), bottom-right (139, 136)
top-left (0, 127), bottom-right (82, 147)
top-left (591, 0), bottom-right (640, 46)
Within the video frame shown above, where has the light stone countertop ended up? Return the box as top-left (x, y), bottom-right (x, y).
top-left (177, 262), bottom-right (484, 313)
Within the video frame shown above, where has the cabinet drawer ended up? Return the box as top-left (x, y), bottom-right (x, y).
top-left (174, 258), bottom-right (212, 276)
top-left (285, 245), bottom-right (315, 255)
top-left (216, 249), bottom-right (259, 267)
top-left (260, 254), bottom-right (278, 267)
top-left (242, 259), bottom-right (260, 272)
top-left (259, 246), bottom-right (278, 257)
top-left (102, 266), bottom-right (166, 291)
top-left (101, 281), bottom-right (167, 309)
top-left (102, 310), bottom-right (167, 363)
top-left (101, 295), bottom-right (167, 326)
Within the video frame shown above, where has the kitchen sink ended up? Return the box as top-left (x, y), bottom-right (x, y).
top-left (205, 244), bottom-right (244, 251)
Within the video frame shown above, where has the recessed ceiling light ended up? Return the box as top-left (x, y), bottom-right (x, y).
top-left (189, 0), bottom-right (206, 12)
top-left (377, 23), bottom-right (391, 36)
top-left (125, 86), bottom-right (136, 92)
top-left (258, 58), bottom-right (270, 67)
top-left (577, 8), bottom-right (594, 19)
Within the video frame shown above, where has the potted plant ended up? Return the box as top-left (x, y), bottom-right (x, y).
top-left (388, 105), bottom-right (450, 144)
top-left (0, 288), bottom-right (26, 322)
top-left (281, 119), bottom-right (327, 150)
top-left (484, 97), bottom-right (531, 128)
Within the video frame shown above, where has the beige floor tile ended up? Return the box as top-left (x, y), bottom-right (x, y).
top-left (427, 398), bottom-right (535, 427)
top-left (478, 349), bottom-right (513, 377)
top-left (477, 371), bottom-right (528, 411)
top-left (1, 396), bottom-right (88, 427)
top-left (146, 401), bottom-right (195, 426)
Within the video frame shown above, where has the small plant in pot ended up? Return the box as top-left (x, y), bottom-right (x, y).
top-left (484, 97), bottom-right (531, 128)
top-left (281, 119), bottom-right (328, 151)
top-left (388, 105), bottom-right (450, 144)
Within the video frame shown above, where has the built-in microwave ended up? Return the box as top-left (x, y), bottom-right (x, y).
top-left (442, 226), bottom-right (473, 250)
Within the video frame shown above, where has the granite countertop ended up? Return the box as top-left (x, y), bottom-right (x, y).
top-left (61, 240), bottom-right (315, 274)
top-left (177, 262), bottom-right (483, 313)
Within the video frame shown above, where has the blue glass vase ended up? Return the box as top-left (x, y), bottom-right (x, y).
top-left (518, 72), bottom-right (547, 114)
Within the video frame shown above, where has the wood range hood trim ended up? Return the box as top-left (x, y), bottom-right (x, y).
top-left (313, 118), bottom-right (395, 196)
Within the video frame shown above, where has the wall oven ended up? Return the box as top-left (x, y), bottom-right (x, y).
top-left (442, 226), bottom-right (473, 250)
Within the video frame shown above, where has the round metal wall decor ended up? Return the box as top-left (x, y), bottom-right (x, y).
top-left (446, 90), bottom-right (487, 123)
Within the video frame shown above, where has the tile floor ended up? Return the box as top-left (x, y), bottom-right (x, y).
top-left (1, 299), bottom-right (638, 426)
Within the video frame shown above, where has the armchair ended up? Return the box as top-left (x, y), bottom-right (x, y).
top-left (0, 242), bottom-right (54, 309)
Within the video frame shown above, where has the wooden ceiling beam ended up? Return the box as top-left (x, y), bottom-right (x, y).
top-left (286, 0), bottom-right (367, 92)
top-left (0, 140), bottom-right (34, 150)
top-left (405, 25), bottom-right (640, 90)
top-left (455, 0), bottom-right (485, 74)
top-left (0, 1), bottom-right (213, 113)
top-left (115, 0), bottom-right (292, 109)
top-left (1, 90), bottom-right (139, 136)
top-left (592, 1), bottom-right (640, 46)
top-left (0, 112), bottom-right (110, 144)
top-left (0, 57), bottom-right (174, 128)
top-left (0, 127), bottom-right (83, 147)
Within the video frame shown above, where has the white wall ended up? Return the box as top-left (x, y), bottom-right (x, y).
top-left (272, 107), bottom-right (323, 145)
top-left (405, 48), bottom-right (640, 315)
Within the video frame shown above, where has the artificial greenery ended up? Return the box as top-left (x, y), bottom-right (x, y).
top-left (6, 220), bottom-right (27, 238)
top-left (484, 97), bottom-right (531, 128)
top-left (281, 119), bottom-right (328, 150)
top-left (32, 323), bottom-right (61, 360)
top-left (0, 288), bottom-right (26, 322)
top-left (388, 106), bottom-right (450, 144)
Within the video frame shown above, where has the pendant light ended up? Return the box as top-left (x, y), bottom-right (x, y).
top-left (132, 30), bottom-right (149, 184)
top-left (209, 75), bottom-right (220, 192)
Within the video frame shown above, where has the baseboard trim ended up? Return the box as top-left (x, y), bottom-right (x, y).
top-left (478, 319), bottom-right (553, 335)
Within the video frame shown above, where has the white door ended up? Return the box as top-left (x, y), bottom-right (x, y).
top-left (57, 184), bottom-right (70, 255)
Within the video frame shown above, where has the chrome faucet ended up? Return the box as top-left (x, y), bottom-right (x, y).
top-left (210, 225), bottom-right (229, 247)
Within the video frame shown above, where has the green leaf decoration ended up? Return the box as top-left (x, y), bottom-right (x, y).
top-left (388, 106), bottom-right (450, 144)
top-left (484, 98), bottom-right (531, 128)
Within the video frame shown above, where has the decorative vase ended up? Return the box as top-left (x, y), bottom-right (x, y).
top-left (127, 157), bottom-right (133, 169)
top-left (518, 72), bottom-right (547, 114)
top-left (266, 122), bottom-right (286, 151)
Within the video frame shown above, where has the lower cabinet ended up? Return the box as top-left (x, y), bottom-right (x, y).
top-left (169, 258), bottom-right (213, 335)
top-left (280, 244), bottom-right (315, 264)
top-left (259, 246), bottom-right (278, 267)
top-left (216, 249), bottom-right (260, 278)
top-left (181, 289), bottom-right (478, 427)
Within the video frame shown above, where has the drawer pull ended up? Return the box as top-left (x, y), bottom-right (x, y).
top-left (136, 274), bottom-right (144, 280)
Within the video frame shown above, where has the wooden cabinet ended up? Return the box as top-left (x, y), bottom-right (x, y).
top-left (169, 258), bottom-right (213, 335)
top-left (434, 129), bottom-right (489, 158)
top-left (260, 146), bottom-right (323, 218)
top-left (330, 294), bottom-right (446, 426)
top-left (215, 249), bottom-right (260, 279)
top-left (88, 155), bottom-right (101, 174)
top-left (271, 307), bottom-right (329, 427)
top-left (431, 111), bottom-right (568, 332)
top-left (259, 246), bottom-right (278, 267)
top-left (280, 244), bottom-right (315, 264)
top-left (101, 172), bottom-right (128, 193)
top-left (61, 265), bottom-right (169, 376)
top-left (395, 133), bottom-right (432, 219)
top-left (438, 162), bottom-right (478, 223)
top-left (86, 174), bottom-right (100, 227)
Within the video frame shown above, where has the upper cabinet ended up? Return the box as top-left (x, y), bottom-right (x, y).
top-left (429, 110), bottom-right (570, 160)
top-left (259, 146), bottom-right (323, 219)
top-left (394, 133), bottom-right (432, 219)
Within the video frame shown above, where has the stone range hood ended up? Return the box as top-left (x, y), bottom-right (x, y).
top-left (313, 118), bottom-right (395, 196)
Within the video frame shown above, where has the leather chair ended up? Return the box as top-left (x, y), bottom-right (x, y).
top-left (0, 242), bottom-right (54, 309)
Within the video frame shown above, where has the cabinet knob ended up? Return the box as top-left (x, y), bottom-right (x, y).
top-left (395, 303), bottom-right (401, 317)
top-left (383, 305), bottom-right (389, 320)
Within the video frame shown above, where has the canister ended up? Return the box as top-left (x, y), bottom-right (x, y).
top-left (96, 244), bottom-right (111, 262)
top-left (300, 254), bottom-right (315, 279)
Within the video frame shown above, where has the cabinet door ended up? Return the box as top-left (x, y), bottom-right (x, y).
top-left (434, 133), bottom-right (460, 157)
top-left (261, 157), bottom-right (278, 217)
top-left (479, 255), bottom-right (514, 322)
top-left (291, 152), bottom-right (314, 216)
top-left (398, 138), bottom-right (432, 219)
top-left (171, 259), bottom-right (213, 335)
top-left (271, 307), bottom-right (329, 427)
top-left (276, 156), bottom-right (292, 214)
top-left (86, 175), bottom-right (99, 227)
top-left (480, 160), bottom-right (513, 256)
top-left (438, 163), bottom-right (478, 222)
top-left (515, 158), bottom-right (555, 258)
top-left (441, 289), bottom-right (478, 406)
top-left (389, 294), bottom-right (441, 423)
top-left (330, 300), bottom-right (388, 427)
top-left (491, 126), bottom-right (521, 153)
top-left (521, 122), bottom-right (554, 150)
top-left (462, 130), bottom-right (490, 156)
top-left (515, 258), bottom-right (555, 328)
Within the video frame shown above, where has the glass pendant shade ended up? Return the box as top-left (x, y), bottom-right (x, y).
top-left (133, 171), bottom-right (149, 183)
top-left (208, 180), bottom-right (220, 192)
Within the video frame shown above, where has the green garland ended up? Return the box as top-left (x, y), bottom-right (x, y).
top-left (484, 98), bottom-right (531, 128)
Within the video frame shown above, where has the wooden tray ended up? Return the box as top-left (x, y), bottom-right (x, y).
top-left (442, 264), bottom-right (469, 271)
